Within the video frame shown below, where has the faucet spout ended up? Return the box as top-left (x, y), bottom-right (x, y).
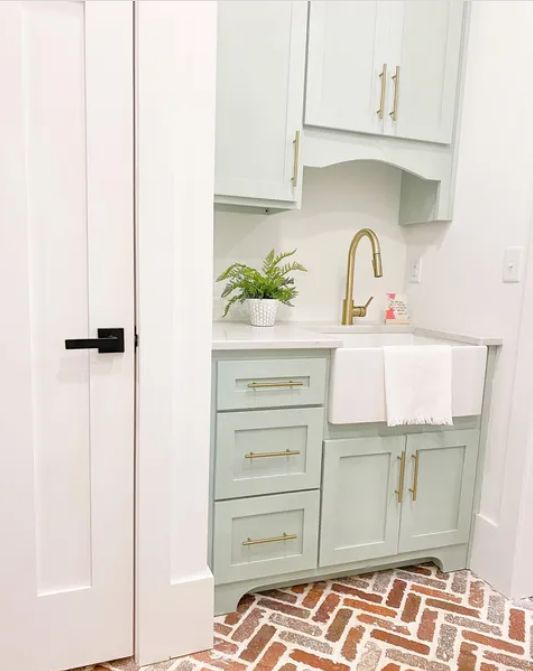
top-left (372, 251), bottom-right (383, 278)
top-left (341, 228), bottom-right (383, 325)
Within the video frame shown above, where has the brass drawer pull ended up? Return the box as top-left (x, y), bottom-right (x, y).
top-left (395, 451), bottom-right (406, 503)
top-left (409, 450), bottom-right (420, 501)
top-left (291, 130), bottom-right (300, 188)
top-left (245, 449), bottom-right (301, 460)
top-left (376, 63), bottom-right (387, 119)
top-left (389, 65), bottom-right (400, 121)
top-left (247, 380), bottom-right (303, 389)
top-left (242, 532), bottom-right (297, 546)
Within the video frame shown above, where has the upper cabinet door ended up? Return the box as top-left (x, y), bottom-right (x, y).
top-left (215, 1), bottom-right (306, 204)
top-left (398, 430), bottom-right (479, 554)
top-left (305, 0), bottom-right (464, 145)
top-left (389, 1), bottom-right (464, 144)
top-left (305, 1), bottom-right (386, 135)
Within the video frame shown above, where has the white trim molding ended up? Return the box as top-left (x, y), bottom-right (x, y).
top-left (135, 2), bottom-right (217, 664)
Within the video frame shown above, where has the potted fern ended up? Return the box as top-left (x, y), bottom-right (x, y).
top-left (217, 249), bottom-right (307, 326)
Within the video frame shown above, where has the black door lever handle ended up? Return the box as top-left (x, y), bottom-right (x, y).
top-left (65, 327), bottom-right (125, 353)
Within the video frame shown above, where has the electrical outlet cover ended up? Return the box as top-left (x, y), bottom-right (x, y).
top-left (409, 257), bottom-right (422, 283)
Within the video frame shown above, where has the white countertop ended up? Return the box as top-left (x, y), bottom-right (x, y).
top-left (212, 321), bottom-right (343, 350)
top-left (212, 321), bottom-right (503, 350)
top-left (414, 327), bottom-right (503, 347)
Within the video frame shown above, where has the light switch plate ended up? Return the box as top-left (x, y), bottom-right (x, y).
top-left (503, 246), bottom-right (524, 283)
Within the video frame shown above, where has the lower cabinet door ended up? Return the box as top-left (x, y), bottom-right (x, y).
top-left (399, 430), bottom-right (479, 553)
top-left (214, 490), bottom-right (320, 584)
top-left (320, 437), bottom-right (404, 567)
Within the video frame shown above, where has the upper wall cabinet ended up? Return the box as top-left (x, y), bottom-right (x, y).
top-left (215, 2), bottom-right (307, 209)
top-left (215, 0), bottom-right (469, 223)
top-left (305, 1), bottom-right (464, 145)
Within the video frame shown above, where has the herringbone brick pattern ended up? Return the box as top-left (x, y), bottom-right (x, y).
top-left (82, 564), bottom-right (533, 671)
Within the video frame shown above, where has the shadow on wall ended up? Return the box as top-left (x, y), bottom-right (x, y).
top-left (213, 161), bottom-right (409, 324)
top-left (403, 218), bottom-right (451, 287)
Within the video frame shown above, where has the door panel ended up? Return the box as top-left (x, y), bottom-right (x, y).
top-left (22, 0), bottom-right (92, 593)
top-left (0, 2), bottom-right (134, 669)
top-left (215, 1), bottom-right (306, 203)
top-left (389, 0), bottom-right (464, 143)
top-left (320, 437), bottom-right (404, 566)
top-left (306, 1), bottom-right (383, 135)
top-left (399, 430), bottom-right (479, 553)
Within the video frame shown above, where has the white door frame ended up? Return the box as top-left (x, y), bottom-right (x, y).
top-left (135, 1), bottom-right (217, 665)
top-left (495, 204), bottom-right (533, 598)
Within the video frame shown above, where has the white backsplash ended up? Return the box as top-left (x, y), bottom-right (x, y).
top-left (214, 161), bottom-right (408, 323)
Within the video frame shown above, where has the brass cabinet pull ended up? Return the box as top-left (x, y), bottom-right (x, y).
top-left (247, 380), bottom-right (303, 389)
top-left (395, 451), bottom-right (406, 503)
top-left (389, 65), bottom-right (400, 121)
top-left (376, 63), bottom-right (387, 118)
top-left (245, 449), bottom-right (301, 460)
top-left (242, 532), bottom-right (297, 546)
top-left (408, 450), bottom-right (420, 501)
top-left (291, 130), bottom-right (300, 188)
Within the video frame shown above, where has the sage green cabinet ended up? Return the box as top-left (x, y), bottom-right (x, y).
top-left (215, 1), bottom-right (306, 208)
top-left (211, 353), bottom-right (483, 615)
top-left (320, 436), bottom-right (404, 566)
top-left (305, 1), bottom-right (390, 137)
top-left (217, 357), bottom-right (327, 411)
top-left (393, 1), bottom-right (464, 144)
top-left (399, 430), bottom-right (479, 553)
top-left (305, 0), bottom-right (464, 144)
top-left (215, 407), bottom-right (324, 499)
top-left (320, 430), bottom-right (479, 566)
top-left (214, 490), bottom-right (320, 584)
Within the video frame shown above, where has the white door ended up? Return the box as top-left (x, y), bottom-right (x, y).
top-left (0, 3), bottom-right (134, 670)
top-left (388, 0), bottom-right (464, 144)
top-left (215, 1), bottom-right (306, 204)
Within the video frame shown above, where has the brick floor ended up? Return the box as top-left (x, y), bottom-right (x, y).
top-left (80, 563), bottom-right (533, 671)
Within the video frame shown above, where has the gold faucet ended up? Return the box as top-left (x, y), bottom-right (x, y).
top-left (341, 228), bottom-right (383, 325)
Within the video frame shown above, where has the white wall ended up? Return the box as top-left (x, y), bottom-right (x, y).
top-left (405, 1), bottom-right (533, 598)
top-left (135, 1), bottom-right (216, 664)
top-left (214, 161), bottom-right (406, 324)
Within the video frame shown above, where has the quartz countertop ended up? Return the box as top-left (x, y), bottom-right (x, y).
top-left (212, 321), bottom-right (343, 350)
top-left (212, 321), bottom-right (503, 350)
top-left (413, 327), bottom-right (502, 347)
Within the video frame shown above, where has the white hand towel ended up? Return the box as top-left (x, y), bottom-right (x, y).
top-left (383, 346), bottom-right (453, 427)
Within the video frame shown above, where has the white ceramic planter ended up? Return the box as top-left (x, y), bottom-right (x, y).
top-left (246, 299), bottom-right (279, 327)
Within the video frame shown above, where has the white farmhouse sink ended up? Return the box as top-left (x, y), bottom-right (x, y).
top-left (324, 329), bottom-right (488, 424)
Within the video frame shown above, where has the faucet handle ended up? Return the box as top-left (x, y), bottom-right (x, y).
top-left (352, 296), bottom-right (374, 318)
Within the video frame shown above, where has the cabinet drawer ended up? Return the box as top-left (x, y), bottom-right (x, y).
top-left (217, 357), bottom-right (327, 410)
top-left (213, 491), bottom-right (319, 584)
top-left (215, 407), bottom-right (324, 499)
